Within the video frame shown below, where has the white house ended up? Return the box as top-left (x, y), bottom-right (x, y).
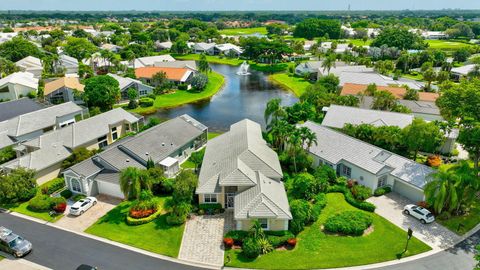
top-left (196, 119), bottom-right (292, 231)
top-left (155, 41), bottom-right (173, 51)
top-left (451, 64), bottom-right (477, 79)
top-left (301, 121), bottom-right (433, 202)
top-left (0, 72), bottom-right (39, 101)
top-left (15, 56), bottom-right (43, 78)
top-left (191, 42), bottom-right (216, 55)
top-left (133, 55), bottom-right (176, 68)
top-left (295, 61), bottom-right (324, 76)
top-left (63, 114), bottom-right (207, 198)
top-left (56, 54), bottom-right (79, 75)
top-left (214, 43), bottom-right (243, 57)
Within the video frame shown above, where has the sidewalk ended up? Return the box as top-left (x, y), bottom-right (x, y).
top-left (0, 256), bottom-right (51, 270)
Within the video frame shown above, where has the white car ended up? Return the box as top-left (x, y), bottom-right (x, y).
top-left (403, 204), bottom-right (435, 224)
top-left (69, 197), bottom-right (97, 216)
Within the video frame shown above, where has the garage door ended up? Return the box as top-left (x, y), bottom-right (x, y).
top-left (393, 180), bottom-right (424, 202)
top-left (96, 180), bottom-right (124, 198)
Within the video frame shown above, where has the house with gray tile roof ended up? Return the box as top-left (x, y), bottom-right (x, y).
top-left (0, 98), bottom-right (45, 122)
top-left (197, 119), bottom-right (291, 231)
top-left (62, 114), bottom-right (207, 198)
top-left (322, 105), bottom-right (414, 129)
top-left (0, 101), bottom-right (84, 152)
top-left (1, 108), bottom-right (140, 185)
top-left (106, 73), bottom-right (153, 101)
top-left (300, 121), bottom-right (433, 202)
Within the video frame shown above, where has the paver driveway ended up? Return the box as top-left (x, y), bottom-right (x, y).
top-left (178, 211), bottom-right (234, 267)
top-left (55, 195), bottom-right (121, 232)
top-left (367, 193), bottom-right (461, 250)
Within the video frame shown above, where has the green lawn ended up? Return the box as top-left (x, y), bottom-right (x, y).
top-left (249, 62), bottom-right (290, 73)
top-left (173, 54), bottom-right (243, 66)
top-left (208, 132), bottom-right (222, 140)
top-left (437, 198), bottom-right (480, 235)
top-left (225, 193), bottom-right (431, 269)
top-left (268, 73), bottom-right (312, 97)
top-left (132, 71), bottom-right (225, 114)
top-left (1, 201), bottom-right (63, 223)
top-left (426, 40), bottom-right (473, 51)
top-left (402, 73), bottom-right (424, 81)
top-left (85, 197), bottom-right (184, 258)
top-left (342, 39), bottom-right (372, 46)
top-left (219, 27), bottom-right (267, 36)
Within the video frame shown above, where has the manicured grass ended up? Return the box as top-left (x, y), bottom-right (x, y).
top-left (268, 73), bottom-right (312, 97)
top-left (225, 193), bottom-right (431, 269)
top-left (437, 198), bottom-right (480, 235)
top-left (219, 27), bottom-right (267, 36)
top-left (173, 54), bottom-right (243, 66)
top-left (249, 62), bottom-right (289, 73)
top-left (342, 39), bottom-right (372, 46)
top-left (402, 73), bottom-right (424, 81)
top-left (1, 201), bottom-right (63, 223)
top-left (85, 196), bottom-right (184, 258)
top-left (131, 71), bottom-right (225, 114)
top-left (426, 40), bottom-right (473, 51)
top-left (180, 160), bottom-right (195, 169)
top-left (208, 132), bottom-right (222, 140)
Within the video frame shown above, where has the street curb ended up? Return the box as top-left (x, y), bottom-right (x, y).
top-left (8, 212), bottom-right (220, 270)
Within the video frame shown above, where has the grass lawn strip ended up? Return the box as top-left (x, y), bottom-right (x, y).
top-left (225, 193), bottom-right (431, 269)
top-left (437, 199), bottom-right (480, 235)
top-left (85, 196), bottom-right (184, 258)
top-left (1, 201), bottom-right (63, 223)
top-left (131, 71), bottom-right (225, 114)
top-left (426, 40), bottom-right (473, 51)
top-left (219, 27), bottom-right (267, 36)
top-left (173, 54), bottom-right (243, 66)
top-left (268, 73), bottom-right (312, 97)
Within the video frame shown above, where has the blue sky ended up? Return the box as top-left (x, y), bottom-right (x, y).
top-left (1, 0), bottom-right (479, 11)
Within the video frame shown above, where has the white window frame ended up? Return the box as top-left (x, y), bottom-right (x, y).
top-left (70, 178), bottom-right (82, 193)
top-left (377, 175), bottom-right (388, 188)
top-left (342, 165), bottom-right (352, 177)
top-left (258, 218), bottom-right (269, 230)
top-left (204, 194), bottom-right (217, 203)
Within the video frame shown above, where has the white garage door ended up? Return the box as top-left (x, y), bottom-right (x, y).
top-left (393, 180), bottom-right (424, 203)
top-left (96, 180), bottom-right (124, 198)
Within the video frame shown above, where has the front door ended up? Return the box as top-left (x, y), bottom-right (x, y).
top-left (226, 193), bottom-right (235, 209)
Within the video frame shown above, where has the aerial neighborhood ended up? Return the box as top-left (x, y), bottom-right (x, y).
top-left (0, 5), bottom-right (479, 270)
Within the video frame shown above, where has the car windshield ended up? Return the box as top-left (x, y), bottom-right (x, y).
top-left (426, 213), bottom-right (433, 218)
top-left (71, 207), bottom-right (79, 210)
top-left (9, 236), bottom-right (24, 248)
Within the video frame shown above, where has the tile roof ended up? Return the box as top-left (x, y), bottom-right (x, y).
top-left (107, 73), bottom-right (152, 91)
top-left (44, 77), bottom-right (85, 95)
top-left (135, 67), bottom-right (192, 82)
top-left (0, 72), bottom-right (38, 89)
top-left (133, 55), bottom-right (176, 68)
top-left (301, 121), bottom-right (433, 189)
top-left (341, 83), bottom-right (439, 102)
top-left (0, 98), bottom-right (45, 122)
top-left (322, 105), bottom-right (414, 129)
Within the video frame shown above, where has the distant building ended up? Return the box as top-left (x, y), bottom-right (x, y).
top-left (133, 55), bottom-right (176, 68)
top-left (15, 56), bottom-right (43, 78)
top-left (0, 72), bottom-right (39, 101)
top-left (135, 67), bottom-right (195, 86)
top-left (44, 77), bottom-right (85, 104)
top-left (107, 73), bottom-right (153, 101)
top-left (0, 98), bottom-right (45, 122)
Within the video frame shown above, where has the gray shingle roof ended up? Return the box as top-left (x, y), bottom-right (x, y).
top-left (322, 105), bottom-right (414, 129)
top-left (360, 96), bottom-right (441, 116)
top-left (107, 73), bottom-right (152, 91)
top-left (197, 119), bottom-right (283, 194)
top-left (301, 121), bottom-right (433, 189)
top-left (0, 98), bottom-right (45, 122)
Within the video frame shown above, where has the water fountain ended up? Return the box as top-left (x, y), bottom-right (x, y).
top-left (237, 61), bottom-right (250, 75)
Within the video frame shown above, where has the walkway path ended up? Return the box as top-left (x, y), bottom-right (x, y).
top-left (179, 211), bottom-right (234, 267)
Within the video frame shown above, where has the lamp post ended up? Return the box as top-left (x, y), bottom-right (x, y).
top-left (403, 227), bottom-right (413, 256)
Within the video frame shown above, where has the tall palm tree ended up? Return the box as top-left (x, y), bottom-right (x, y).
top-left (298, 127), bottom-right (317, 151)
top-left (321, 53), bottom-right (336, 74)
top-left (287, 128), bottom-right (303, 173)
top-left (119, 167), bottom-right (152, 200)
top-left (264, 98), bottom-right (285, 130)
top-left (424, 167), bottom-right (459, 214)
top-left (270, 120), bottom-right (294, 152)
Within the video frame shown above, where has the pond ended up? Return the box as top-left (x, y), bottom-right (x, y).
top-left (151, 64), bottom-right (299, 132)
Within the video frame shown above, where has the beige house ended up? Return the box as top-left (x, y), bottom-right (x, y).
top-left (1, 108), bottom-right (140, 184)
top-left (196, 119), bottom-right (292, 231)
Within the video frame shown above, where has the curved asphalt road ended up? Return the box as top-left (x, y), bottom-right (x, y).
top-left (0, 213), bottom-right (202, 270)
top-left (373, 230), bottom-right (480, 270)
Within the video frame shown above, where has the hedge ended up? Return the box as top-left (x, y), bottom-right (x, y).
top-left (374, 186), bottom-right (392, 197)
top-left (60, 189), bottom-right (73, 199)
top-left (327, 185), bottom-right (376, 212)
top-left (126, 208), bottom-right (163, 225)
top-left (41, 178), bottom-right (65, 195)
top-left (225, 230), bottom-right (249, 245)
top-left (28, 195), bottom-right (67, 212)
top-left (324, 211), bottom-right (373, 236)
top-left (139, 97), bottom-right (154, 107)
top-left (265, 231), bottom-right (295, 248)
top-left (198, 203), bottom-right (222, 213)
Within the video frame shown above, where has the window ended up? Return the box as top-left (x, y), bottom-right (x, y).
top-left (258, 219), bottom-right (269, 230)
top-left (111, 127), bottom-right (118, 141)
top-left (71, 178), bottom-right (82, 192)
top-left (204, 194), bottom-right (217, 203)
top-left (111, 127), bottom-right (117, 132)
top-left (97, 135), bottom-right (108, 148)
top-left (139, 89), bottom-right (147, 96)
top-left (377, 175), bottom-right (388, 188)
top-left (342, 165), bottom-right (352, 177)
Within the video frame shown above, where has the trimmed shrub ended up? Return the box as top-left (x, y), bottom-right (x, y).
top-left (166, 202), bottom-right (191, 225)
top-left (225, 230), bottom-right (249, 245)
top-left (289, 199), bottom-right (313, 235)
top-left (374, 186), bottom-right (392, 197)
top-left (327, 185), bottom-right (376, 212)
top-left (72, 194), bottom-right (86, 202)
top-left (223, 237), bottom-right (234, 249)
top-left (242, 237), bottom-right (261, 259)
top-left (266, 231), bottom-right (295, 248)
top-left (177, 83), bottom-right (188, 90)
top-left (40, 178), bottom-right (66, 195)
top-left (53, 202), bottom-right (67, 213)
top-left (139, 97), bottom-right (154, 107)
top-left (287, 238), bottom-right (297, 247)
top-left (28, 195), bottom-right (52, 212)
top-left (198, 203), bottom-right (222, 214)
top-left (60, 189), bottom-right (73, 199)
top-left (126, 208), bottom-right (163, 225)
top-left (311, 193), bottom-right (328, 222)
top-left (324, 211), bottom-right (373, 236)
top-left (351, 185), bottom-right (372, 201)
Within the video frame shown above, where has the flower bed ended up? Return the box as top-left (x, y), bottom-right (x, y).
top-left (126, 208), bottom-right (163, 226)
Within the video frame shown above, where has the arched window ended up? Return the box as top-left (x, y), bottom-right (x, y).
top-left (71, 178), bottom-right (82, 193)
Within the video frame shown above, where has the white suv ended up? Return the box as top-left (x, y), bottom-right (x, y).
top-left (69, 197), bottom-right (97, 216)
top-left (403, 204), bottom-right (435, 224)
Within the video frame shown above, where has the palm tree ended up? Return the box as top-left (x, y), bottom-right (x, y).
top-left (424, 167), bottom-right (459, 214)
top-left (264, 98), bottom-right (285, 130)
top-left (124, 50), bottom-right (136, 70)
top-left (299, 127), bottom-right (317, 151)
top-left (269, 120), bottom-right (294, 152)
top-left (287, 128), bottom-right (303, 173)
top-left (119, 167), bottom-right (152, 200)
top-left (321, 53), bottom-right (336, 74)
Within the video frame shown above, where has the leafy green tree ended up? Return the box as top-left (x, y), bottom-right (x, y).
top-left (403, 118), bottom-right (444, 160)
top-left (372, 90), bottom-right (397, 111)
top-left (436, 79), bottom-right (480, 121)
top-left (0, 167), bottom-right (37, 203)
top-left (452, 48), bottom-right (471, 63)
top-left (119, 167), bottom-right (152, 200)
top-left (127, 88), bottom-right (138, 109)
top-left (84, 75), bottom-right (120, 111)
top-left (0, 57), bottom-right (19, 77)
top-left (423, 68), bottom-right (437, 91)
top-left (266, 23), bottom-right (286, 36)
top-left (191, 73), bottom-right (209, 91)
top-left (364, 83), bottom-right (377, 96)
top-left (371, 27), bottom-right (426, 50)
top-left (425, 166), bottom-right (460, 214)
top-left (293, 18), bottom-right (341, 39)
top-left (151, 71), bottom-right (170, 94)
top-left (64, 37), bottom-right (97, 60)
top-left (189, 150), bottom-right (205, 173)
top-left (457, 119), bottom-right (480, 171)
top-left (0, 37), bottom-right (43, 62)
top-left (318, 73), bottom-right (339, 93)
top-left (198, 54), bottom-right (211, 73)
top-left (62, 148), bottom-right (97, 169)
top-left (264, 98), bottom-right (286, 130)
top-left (171, 170), bottom-right (198, 204)
top-left (0, 146), bottom-right (16, 164)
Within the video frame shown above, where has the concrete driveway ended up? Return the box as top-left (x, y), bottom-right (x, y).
top-left (55, 195), bottom-right (121, 232)
top-left (367, 193), bottom-right (461, 250)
